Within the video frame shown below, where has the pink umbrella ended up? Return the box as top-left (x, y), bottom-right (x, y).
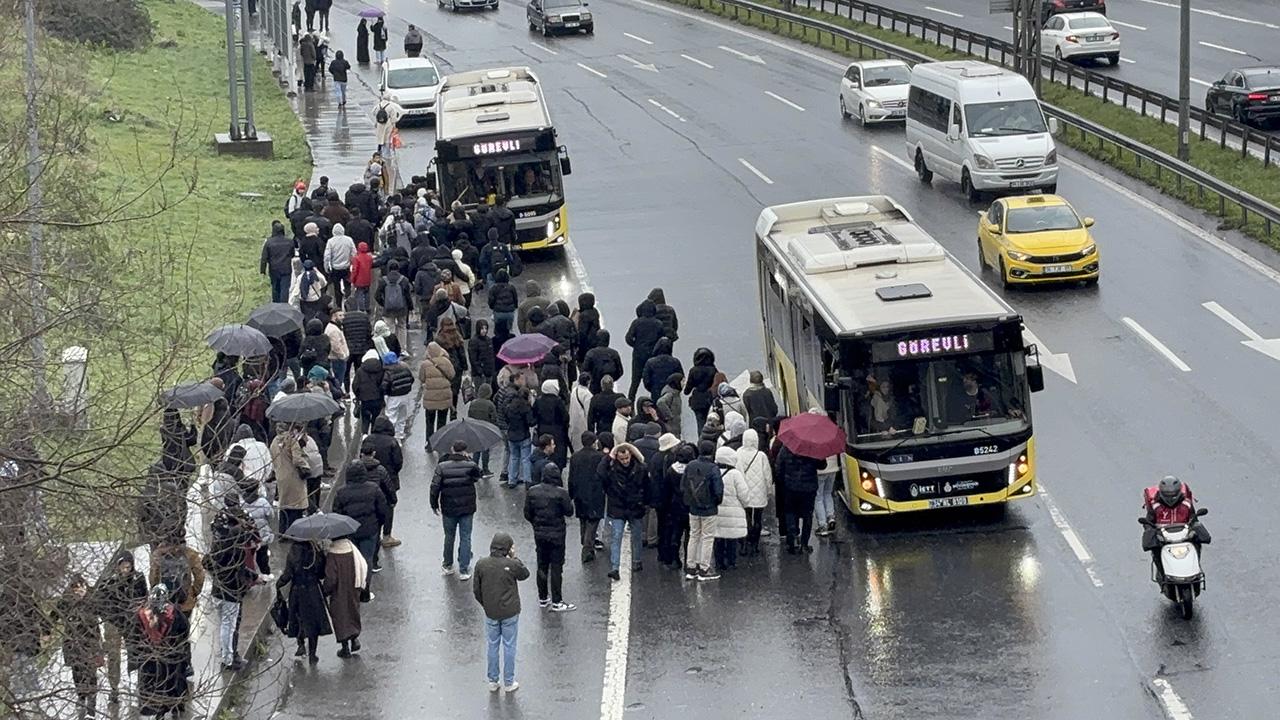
top-left (777, 413), bottom-right (847, 459)
top-left (497, 333), bottom-right (558, 365)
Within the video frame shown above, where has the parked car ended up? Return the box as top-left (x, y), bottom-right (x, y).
top-left (1040, 0), bottom-right (1105, 23)
top-left (1205, 66), bottom-right (1280, 127)
top-left (381, 58), bottom-right (444, 124)
top-left (839, 59), bottom-right (911, 126)
top-left (527, 0), bottom-right (594, 36)
top-left (1040, 12), bottom-right (1120, 65)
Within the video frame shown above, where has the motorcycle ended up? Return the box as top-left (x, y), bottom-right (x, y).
top-left (1139, 507), bottom-right (1208, 619)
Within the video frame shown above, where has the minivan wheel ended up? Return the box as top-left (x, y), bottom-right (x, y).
top-left (914, 150), bottom-right (933, 184)
top-left (961, 169), bottom-right (980, 204)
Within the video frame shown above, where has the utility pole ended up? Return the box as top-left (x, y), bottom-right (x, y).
top-left (21, 0), bottom-right (49, 406)
top-left (1177, 0), bottom-right (1191, 161)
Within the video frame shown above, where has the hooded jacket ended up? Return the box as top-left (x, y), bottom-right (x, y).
top-left (574, 293), bottom-right (601, 363)
top-left (501, 388), bottom-right (536, 442)
top-left (642, 338), bottom-right (683, 397)
top-left (332, 461), bottom-right (389, 541)
top-left (418, 342), bottom-right (456, 410)
top-left (341, 309), bottom-right (374, 357)
top-left (582, 330), bottom-right (623, 393)
top-left (682, 446), bottom-right (724, 516)
top-left (431, 453), bottom-right (481, 517)
top-left (348, 215), bottom-right (376, 248)
top-left (713, 447), bottom-right (750, 539)
top-left (603, 444), bottom-right (647, 520)
top-left (365, 415), bottom-right (403, 480)
top-left (300, 318), bottom-right (331, 368)
top-left (537, 302), bottom-right (576, 353)
top-left (345, 183), bottom-right (379, 225)
top-left (657, 382), bottom-right (683, 438)
top-left (661, 444), bottom-right (695, 516)
top-left (95, 550), bottom-right (150, 628)
top-left (467, 384), bottom-right (498, 424)
top-left (524, 464), bottom-right (574, 543)
top-left (684, 347), bottom-right (719, 414)
top-left (647, 287), bottom-right (679, 341)
top-left (472, 532), bottom-right (529, 621)
top-left (325, 226), bottom-right (356, 272)
top-left (486, 276), bottom-right (520, 313)
top-left (625, 300), bottom-right (666, 364)
top-left (260, 228), bottom-right (296, 276)
top-left (776, 446), bottom-right (822, 494)
top-left (467, 325), bottom-right (496, 380)
top-left (567, 445), bottom-right (606, 519)
top-left (516, 280), bottom-right (547, 334)
top-left (735, 430), bottom-right (773, 509)
top-left (588, 383), bottom-right (623, 435)
top-left (352, 354), bottom-right (385, 402)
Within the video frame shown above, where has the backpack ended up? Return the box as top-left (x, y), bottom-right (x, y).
top-left (682, 463), bottom-right (715, 509)
top-left (157, 551), bottom-right (194, 606)
top-left (506, 246), bottom-right (524, 277)
top-left (383, 278), bottom-right (407, 312)
top-left (375, 104), bottom-right (389, 124)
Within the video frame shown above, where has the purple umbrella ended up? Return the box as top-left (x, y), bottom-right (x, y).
top-left (497, 333), bottom-right (558, 364)
top-left (358, 8), bottom-right (385, 18)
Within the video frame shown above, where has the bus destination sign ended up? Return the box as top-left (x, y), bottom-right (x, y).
top-left (871, 331), bottom-right (994, 361)
top-left (457, 133), bottom-right (542, 159)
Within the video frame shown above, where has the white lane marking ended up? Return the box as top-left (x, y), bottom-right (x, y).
top-left (680, 53), bottom-right (714, 69)
top-left (1122, 317), bottom-right (1192, 372)
top-left (1109, 19), bottom-right (1147, 31)
top-left (577, 62), bottom-right (608, 79)
top-left (1022, 328), bottom-right (1078, 384)
top-left (1040, 482), bottom-right (1103, 587)
top-left (1060, 157), bottom-right (1280, 288)
top-left (718, 44), bottom-right (767, 65)
top-left (648, 98), bottom-right (687, 121)
top-left (1132, 0), bottom-right (1280, 30)
top-left (1003, 25), bottom-right (1014, 32)
top-left (924, 5), bottom-right (963, 18)
top-left (738, 158), bottom-right (774, 184)
top-left (632, 0), bottom-right (842, 68)
top-left (1199, 40), bottom-right (1249, 56)
top-left (623, 32), bottom-right (654, 45)
top-left (1151, 678), bottom-right (1194, 720)
top-left (765, 90), bottom-right (806, 111)
top-left (599, 525), bottom-right (632, 720)
top-left (530, 41), bottom-right (559, 55)
top-left (1119, 57), bottom-right (1136, 64)
top-left (1202, 301), bottom-right (1264, 341)
top-left (870, 144), bottom-right (916, 173)
top-left (617, 53), bottom-right (660, 72)
top-left (1190, 77), bottom-right (1212, 87)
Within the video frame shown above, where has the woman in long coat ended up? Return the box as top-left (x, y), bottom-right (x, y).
top-left (356, 19), bottom-right (370, 64)
top-left (135, 586), bottom-right (191, 718)
top-left (277, 541), bottom-right (332, 663)
top-left (323, 538), bottom-right (366, 658)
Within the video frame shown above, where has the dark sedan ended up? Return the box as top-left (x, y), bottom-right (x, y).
top-left (527, 0), bottom-right (594, 36)
top-left (1040, 0), bottom-right (1106, 23)
top-left (1206, 66), bottom-right (1280, 127)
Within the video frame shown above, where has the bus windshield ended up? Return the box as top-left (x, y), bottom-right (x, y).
top-left (440, 155), bottom-right (563, 207)
top-left (846, 350), bottom-right (1030, 448)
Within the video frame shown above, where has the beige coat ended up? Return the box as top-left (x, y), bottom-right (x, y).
top-left (271, 431), bottom-right (310, 511)
top-left (418, 342), bottom-right (456, 411)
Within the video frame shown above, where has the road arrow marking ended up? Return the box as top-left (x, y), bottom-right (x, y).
top-left (718, 44), bottom-right (766, 65)
top-left (616, 53), bottom-right (659, 72)
top-left (1021, 328), bottom-right (1077, 384)
top-left (1202, 301), bottom-right (1280, 362)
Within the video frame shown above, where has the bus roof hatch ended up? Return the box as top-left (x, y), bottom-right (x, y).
top-left (787, 218), bottom-right (944, 275)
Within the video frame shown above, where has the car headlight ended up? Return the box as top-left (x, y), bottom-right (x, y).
top-left (1080, 244), bottom-right (1096, 256)
top-left (1007, 250), bottom-right (1031, 262)
top-left (974, 154), bottom-right (996, 170)
top-left (547, 14), bottom-right (560, 21)
top-left (581, 11), bottom-right (591, 18)
top-left (1045, 149), bottom-right (1057, 165)
top-left (865, 99), bottom-right (881, 108)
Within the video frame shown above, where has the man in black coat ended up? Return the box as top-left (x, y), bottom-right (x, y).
top-left (260, 221), bottom-right (296, 303)
top-left (602, 443), bottom-right (648, 580)
top-left (363, 419), bottom-right (403, 548)
top-left (647, 287), bottom-right (679, 343)
top-left (587, 376), bottom-right (624, 435)
top-left (625, 299), bottom-right (666, 401)
top-left (95, 550), bottom-right (149, 702)
top-left (346, 207), bottom-right (376, 249)
top-left (491, 196), bottom-right (517, 245)
top-left (331, 460), bottom-right (388, 587)
top-left (288, 197), bottom-right (314, 241)
top-left (567, 432), bottom-right (606, 563)
top-left (776, 445), bottom-right (822, 554)
top-left (657, 440), bottom-right (692, 570)
top-left (523, 463), bottom-right (576, 611)
top-left (345, 183), bottom-right (379, 228)
top-left (741, 370), bottom-right (780, 426)
top-left (641, 338), bottom-right (683, 404)
top-left (430, 442), bottom-right (482, 577)
top-left (582, 330), bottom-right (623, 394)
top-left (501, 386), bottom-right (537, 489)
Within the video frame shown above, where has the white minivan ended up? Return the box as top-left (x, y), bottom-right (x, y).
top-left (904, 61), bottom-right (1058, 202)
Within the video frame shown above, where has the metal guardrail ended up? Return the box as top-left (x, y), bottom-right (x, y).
top-left (795, 0), bottom-right (1280, 168)
top-left (667, 0), bottom-right (1280, 239)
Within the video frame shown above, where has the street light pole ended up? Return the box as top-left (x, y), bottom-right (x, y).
top-left (1177, 0), bottom-right (1191, 161)
top-left (21, 0), bottom-right (49, 405)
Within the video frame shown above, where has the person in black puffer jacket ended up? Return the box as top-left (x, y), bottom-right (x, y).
top-left (299, 318), bottom-right (330, 376)
top-left (625, 300), bottom-right (666, 401)
top-left (684, 347), bottom-right (720, 433)
top-left (468, 319), bottom-right (497, 389)
top-left (574, 293), bottom-right (600, 365)
top-left (486, 269), bottom-right (520, 333)
top-left (341, 309), bottom-right (373, 391)
top-left (332, 460), bottom-right (388, 583)
top-left (351, 352), bottom-right (385, 434)
top-left (430, 443), bottom-right (482, 576)
top-left (567, 431), bottom-right (607, 562)
top-left (523, 462), bottom-right (575, 610)
top-left (601, 442), bottom-right (647, 579)
top-left (776, 445), bottom-right (822, 554)
top-left (647, 287), bottom-right (679, 343)
top-left (642, 337), bottom-right (683, 404)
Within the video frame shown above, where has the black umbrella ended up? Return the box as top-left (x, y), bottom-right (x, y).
top-left (283, 512), bottom-right (360, 541)
top-left (160, 381), bottom-right (224, 409)
top-left (265, 392), bottom-right (342, 423)
top-left (206, 324), bottom-right (271, 357)
top-left (247, 302), bottom-right (305, 338)
top-left (427, 417), bottom-right (504, 452)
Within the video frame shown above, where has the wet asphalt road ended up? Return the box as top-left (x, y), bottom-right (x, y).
top-left (270, 0), bottom-right (1280, 718)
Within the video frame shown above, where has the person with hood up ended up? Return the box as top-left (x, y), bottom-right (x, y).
top-left (260, 221), bottom-right (296, 303)
top-left (647, 287), bottom-right (679, 343)
top-left (603, 442), bottom-right (647, 580)
top-left (323, 312), bottom-right (351, 397)
top-left (657, 440), bottom-right (692, 570)
top-left (682, 440), bottom-right (724, 581)
top-left (472, 532), bottom-right (529, 693)
top-left (340, 308), bottom-right (373, 393)
top-left (348, 241), bottom-right (374, 311)
top-left (466, 384), bottom-right (497, 476)
top-left (567, 371), bottom-right (593, 453)
top-left (720, 411), bottom-right (748, 451)
top-left (712, 447), bottom-right (749, 572)
top-left (355, 17), bottom-right (370, 64)
top-left (419, 341), bottom-right (456, 444)
top-left (741, 370), bottom-right (779, 427)
top-left (524, 462), bottom-right (576, 612)
top-left (624, 299), bottom-right (666, 400)
top-left (656, 373), bottom-right (684, 439)
top-left (293, 259), bottom-right (328, 321)
top-left (372, 318), bottom-right (401, 359)
top-left (515, 280), bottom-right (547, 334)
top-left (328, 49), bottom-right (350, 106)
top-left (532, 379), bottom-right (570, 468)
top-left (537, 300), bottom-right (576, 359)
top-left (371, 16), bottom-right (388, 63)
top-left (735, 429), bottom-right (773, 556)
top-left (572, 293), bottom-right (601, 363)
top-left (434, 316), bottom-right (468, 404)
top-left (642, 338), bottom-right (683, 404)
top-left (51, 574), bottom-right (104, 717)
top-left (582, 330), bottom-right (623, 395)
top-left (501, 383), bottom-right (537, 488)
top-left (486, 268), bottom-right (520, 332)
top-left (324, 223), bottom-right (356, 307)
top-left (714, 382), bottom-right (748, 423)
top-left (380, 351), bottom-right (415, 440)
top-left (375, 261), bottom-right (413, 345)
top-left (468, 319), bottom-right (497, 390)
top-left (776, 440), bottom-right (822, 554)
top-left (587, 375), bottom-right (622, 435)
top-left (323, 533), bottom-right (367, 659)
top-left (299, 318), bottom-right (331, 377)
top-left (134, 584), bottom-right (191, 718)
top-left (352, 350), bottom-right (386, 434)
top-left (332, 460), bottom-right (389, 593)
top-left (431, 441), bottom-right (482, 579)
top-left (204, 490), bottom-right (257, 671)
top-left (276, 539), bottom-right (331, 663)
top-left (403, 23), bottom-right (424, 56)
top-left (96, 550), bottom-right (149, 705)
top-left (684, 348), bottom-right (721, 433)
top-left (568, 431), bottom-right (606, 562)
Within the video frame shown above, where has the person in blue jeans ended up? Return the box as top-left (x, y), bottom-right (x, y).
top-left (501, 384), bottom-right (537, 489)
top-left (601, 442), bottom-right (648, 580)
top-left (430, 442), bottom-right (482, 579)
top-left (472, 532), bottom-right (529, 693)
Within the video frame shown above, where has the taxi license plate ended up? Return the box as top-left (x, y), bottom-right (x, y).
top-left (1043, 264), bottom-right (1075, 274)
top-left (928, 496), bottom-right (969, 509)
top-left (565, 21), bottom-right (579, 27)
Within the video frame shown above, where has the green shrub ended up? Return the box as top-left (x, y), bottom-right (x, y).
top-left (39, 0), bottom-right (154, 51)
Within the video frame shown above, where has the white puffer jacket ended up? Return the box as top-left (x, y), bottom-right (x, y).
top-left (713, 446), bottom-right (749, 539)
top-left (735, 429), bottom-right (773, 509)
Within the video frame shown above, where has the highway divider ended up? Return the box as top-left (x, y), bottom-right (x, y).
top-left (660, 0), bottom-right (1280, 245)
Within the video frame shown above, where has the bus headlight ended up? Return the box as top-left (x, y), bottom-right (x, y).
top-left (1008, 453), bottom-right (1030, 486)
top-left (860, 470), bottom-right (882, 497)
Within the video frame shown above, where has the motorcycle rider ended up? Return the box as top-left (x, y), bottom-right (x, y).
top-left (1142, 475), bottom-right (1210, 577)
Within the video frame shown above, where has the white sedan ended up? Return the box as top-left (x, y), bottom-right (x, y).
top-left (838, 59), bottom-right (911, 126)
top-left (1040, 12), bottom-right (1121, 65)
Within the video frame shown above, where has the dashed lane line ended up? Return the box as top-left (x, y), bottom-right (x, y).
top-left (599, 528), bottom-right (633, 720)
top-left (738, 158), bottom-right (774, 184)
top-left (648, 98), bottom-right (686, 122)
top-left (680, 53), bottom-right (714, 69)
top-left (530, 41), bottom-right (559, 55)
top-left (1109, 19), bottom-right (1147, 31)
top-left (577, 62), bottom-right (608, 79)
top-left (764, 90), bottom-right (805, 111)
top-left (924, 6), bottom-right (964, 18)
top-left (623, 32), bottom-right (654, 45)
top-left (1132, 0), bottom-right (1280, 30)
top-left (870, 144), bottom-right (915, 173)
top-left (1121, 317), bottom-right (1193, 372)
top-left (1040, 482), bottom-right (1104, 588)
top-left (1198, 40), bottom-right (1249, 56)
top-left (1151, 678), bottom-right (1194, 720)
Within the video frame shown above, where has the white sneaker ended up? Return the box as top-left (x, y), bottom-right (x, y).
top-left (488, 681), bottom-right (500, 692)
top-left (549, 602), bottom-right (577, 613)
top-left (458, 571), bottom-right (472, 581)
top-left (441, 565), bottom-right (455, 576)
top-left (538, 598), bottom-right (551, 609)
top-left (505, 681), bottom-right (519, 693)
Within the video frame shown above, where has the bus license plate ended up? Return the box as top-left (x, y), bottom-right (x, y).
top-left (1043, 264), bottom-right (1075, 274)
top-left (928, 496), bottom-right (970, 509)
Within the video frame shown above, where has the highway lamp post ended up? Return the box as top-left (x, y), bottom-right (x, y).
top-left (21, 0), bottom-right (49, 407)
top-left (1177, 0), bottom-right (1191, 161)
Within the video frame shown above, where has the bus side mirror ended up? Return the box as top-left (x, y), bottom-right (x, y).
top-left (559, 146), bottom-right (572, 176)
top-left (1027, 363), bottom-right (1045, 393)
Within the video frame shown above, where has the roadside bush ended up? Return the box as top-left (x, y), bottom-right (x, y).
top-left (39, 0), bottom-right (154, 51)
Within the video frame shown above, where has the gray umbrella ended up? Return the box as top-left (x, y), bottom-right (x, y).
top-left (247, 302), bottom-right (305, 338)
top-left (160, 381), bottom-right (224, 409)
top-left (206, 324), bottom-right (272, 357)
top-left (427, 418), bottom-right (504, 452)
top-left (283, 512), bottom-right (360, 541)
top-left (265, 392), bottom-right (341, 423)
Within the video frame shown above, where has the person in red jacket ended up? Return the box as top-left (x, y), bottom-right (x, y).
top-left (350, 242), bottom-right (374, 311)
top-left (1142, 475), bottom-right (1210, 575)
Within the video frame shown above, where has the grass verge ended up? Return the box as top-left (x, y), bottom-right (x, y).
top-left (663, 0), bottom-right (1280, 249)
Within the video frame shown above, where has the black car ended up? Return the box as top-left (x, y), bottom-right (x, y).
top-left (1040, 0), bottom-right (1106, 23)
top-left (527, 0), bottom-right (593, 36)
top-left (1205, 66), bottom-right (1280, 127)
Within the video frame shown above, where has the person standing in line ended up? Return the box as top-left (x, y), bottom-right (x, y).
top-left (94, 550), bottom-right (148, 706)
top-left (682, 440), bottom-right (723, 581)
top-left (587, 375), bottom-right (622, 435)
top-left (299, 32), bottom-right (317, 91)
top-left (356, 18), bottom-right (370, 64)
top-left (624, 299), bottom-right (665, 401)
top-left (572, 292), bottom-right (600, 367)
top-left (581, 330), bottom-right (622, 394)
top-left (735, 429), bottom-right (773, 556)
top-left (271, 423), bottom-right (311, 536)
top-left (658, 441), bottom-right (693, 571)
top-left (656, 372), bottom-right (684, 439)
top-left (324, 222), bottom-right (355, 306)
top-left (567, 372), bottom-right (593, 453)
top-left (148, 540), bottom-right (205, 621)
top-left (331, 461), bottom-right (389, 596)
top-left (323, 312), bottom-right (350, 400)
top-left (315, 0), bottom-right (331, 31)
top-left (501, 380), bottom-right (536, 489)
top-left (349, 242), bottom-right (374, 312)
top-left (134, 585), bottom-right (191, 719)
top-left (814, 452), bottom-right (840, 538)
top-left (371, 16), bottom-right (388, 64)
top-left (468, 319), bottom-right (497, 391)
top-left (642, 338), bottom-right (683, 404)
top-left (741, 370), bottom-right (778, 427)
top-left (204, 491), bottom-right (256, 671)
top-left (419, 341), bottom-right (456, 448)
top-left (602, 441), bottom-right (647, 581)
top-left (466, 385), bottom-right (498, 477)
top-left (524, 463), bottom-right (577, 612)
top-left (51, 574), bottom-right (103, 718)
top-left (243, 483), bottom-right (275, 579)
top-left (276, 540), bottom-right (332, 663)
top-left (404, 24), bottom-right (424, 57)
top-left (684, 348), bottom-right (720, 433)
top-left (472, 532), bottom-right (530, 693)
top-left (431, 442), bottom-right (482, 579)
top-left (286, 181), bottom-right (308, 217)
top-left (712, 447), bottom-right (749, 572)
top-left (261, 221), bottom-right (296, 304)
top-left (567, 431), bottom-right (606, 563)
top-left (776, 442), bottom-right (822, 554)
top-left (486, 269), bottom-right (520, 331)
top-left (380, 352), bottom-right (416, 441)
top-left (375, 260), bottom-right (413, 346)
top-left (323, 535), bottom-right (367, 659)
top-left (533, 379), bottom-right (570, 469)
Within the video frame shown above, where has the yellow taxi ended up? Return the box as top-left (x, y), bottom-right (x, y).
top-left (976, 194), bottom-right (1100, 287)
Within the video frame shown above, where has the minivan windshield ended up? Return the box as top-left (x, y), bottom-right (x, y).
top-left (387, 66), bottom-right (440, 89)
top-left (965, 99), bottom-right (1048, 137)
top-left (863, 65), bottom-right (911, 87)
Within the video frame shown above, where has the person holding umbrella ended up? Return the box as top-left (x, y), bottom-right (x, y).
top-left (774, 411), bottom-right (845, 554)
top-left (324, 533), bottom-right (367, 658)
top-left (276, 537), bottom-right (331, 663)
top-left (332, 460), bottom-right (388, 589)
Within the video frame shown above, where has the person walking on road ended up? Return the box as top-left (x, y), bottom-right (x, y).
top-left (204, 491), bottom-right (257, 671)
top-left (404, 24), bottom-right (424, 57)
top-left (349, 241), bottom-right (374, 312)
top-left (486, 269), bottom-right (520, 333)
top-left (261, 221), bottom-right (295, 304)
top-left (352, 349), bottom-right (386, 434)
top-left (657, 372), bottom-right (684, 439)
top-left (568, 431), bottom-right (606, 563)
top-left (625, 299), bottom-right (665, 401)
top-left (533, 379), bottom-right (570, 469)
top-left (501, 380), bottom-right (536, 489)
top-left (315, 0), bottom-right (331, 31)
top-left (472, 532), bottom-right (530, 693)
top-left (355, 18), bottom-right (370, 64)
top-left (525, 462), bottom-right (576, 612)
top-left (642, 338), bottom-right (682, 404)
top-left (468, 319), bottom-right (497, 391)
top-left (466, 384), bottom-right (498, 476)
top-left (323, 536), bottom-right (367, 659)
top-left (276, 540), bottom-right (332, 663)
top-left (573, 293), bottom-right (600, 367)
top-left (375, 260), bottom-right (412, 346)
top-left (324, 222), bottom-right (355, 306)
top-left (603, 441), bottom-right (647, 580)
top-left (332, 460), bottom-right (388, 588)
top-left (431, 442), bottom-right (482, 579)
top-left (380, 352), bottom-right (416, 441)
top-left (419, 341), bottom-right (456, 447)
top-left (647, 287), bottom-right (679, 344)
top-left (272, 423), bottom-right (312, 535)
top-left (682, 440), bottom-right (723, 581)
top-left (371, 17), bottom-right (388, 64)
top-left (814, 452), bottom-right (840, 538)
top-left (328, 50), bottom-right (350, 107)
